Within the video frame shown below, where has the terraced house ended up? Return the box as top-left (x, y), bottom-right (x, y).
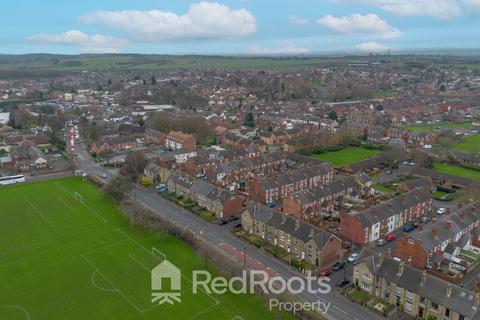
top-left (354, 254), bottom-right (480, 320)
top-left (248, 163), bottom-right (334, 205)
top-left (339, 187), bottom-right (432, 244)
top-left (283, 173), bottom-right (373, 220)
top-left (396, 202), bottom-right (480, 270)
top-left (242, 202), bottom-right (342, 267)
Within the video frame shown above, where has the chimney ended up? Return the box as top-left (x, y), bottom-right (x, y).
top-left (295, 219), bottom-right (300, 231)
top-left (432, 228), bottom-right (438, 238)
top-left (446, 284), bottom-right (452, 298)
top-left (397, 261), bottom-right (405, 277)
top-left (376, 253), bottom-right (384, 269)
top-left (421, 270), bottom-right (428, 286)
top-left (309, 228), bottom-right (315, 238)
top-left (459, 212), bottom-right (465, 221)
top-left (445, 221), bottom-right (452, 230)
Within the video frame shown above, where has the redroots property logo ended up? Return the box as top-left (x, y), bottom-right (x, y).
top-left (151, 259), bottom-right (332, 314)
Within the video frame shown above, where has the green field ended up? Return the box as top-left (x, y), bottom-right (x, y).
top-left (311, 147), bottom-right (381, 167)
top-left (452, 134), bottom-right (480, 152)
top-left (434, 163), bottom-right (480, 179)
top-left (401, 122), bottom-right (472, 133)
top-left (0, 178), bottom-right (292, 320)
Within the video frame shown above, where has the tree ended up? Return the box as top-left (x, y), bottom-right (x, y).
top-left (245, 112), bottom-right (255, 127)
top-left (103, 175), bottom-right (133, 201)
top-left (123, 152), bottom-right (147, 180)
top-left (328, 110), bottom-right (338, 121)
top-left (384, 145), bottom-right (408, 165)
top-left (411, 150), bottom-right (434, 169)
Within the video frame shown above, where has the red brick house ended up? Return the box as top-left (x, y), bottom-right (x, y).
top-left (248, 163), bottom-right (334, 205)
top-left (90, 136), bottom-right (137, 155)
top-left (145, 128), bottom-right (166, 145)
top-left (339, 187), bottom-right (432, 245)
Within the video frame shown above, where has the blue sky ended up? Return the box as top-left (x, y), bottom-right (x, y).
top-left (1, 0), bottom-right (480, 54)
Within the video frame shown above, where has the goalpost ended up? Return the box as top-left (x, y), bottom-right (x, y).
top-left (74, 192), bottom-right (84, 203)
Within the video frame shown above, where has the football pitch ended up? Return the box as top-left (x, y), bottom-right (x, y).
top-left (0, 178), bottom-right (292, 320)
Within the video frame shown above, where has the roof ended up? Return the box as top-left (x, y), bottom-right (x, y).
top-left (357, 255), bottom-right (480, 319)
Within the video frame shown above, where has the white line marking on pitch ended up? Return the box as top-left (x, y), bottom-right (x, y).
top-left (24, 195), bottom-right (54, 227)
top-left (0, 305), bottom-right (31, 320)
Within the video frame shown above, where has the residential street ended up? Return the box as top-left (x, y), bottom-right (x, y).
top-left (72, 143), bottom-right (386, 320)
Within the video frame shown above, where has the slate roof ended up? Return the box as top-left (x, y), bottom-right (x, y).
top-left (358, 255), bottom-right (480, 319)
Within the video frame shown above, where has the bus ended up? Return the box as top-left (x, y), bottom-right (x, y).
top-left (0, 175), bottom-right (26, 186)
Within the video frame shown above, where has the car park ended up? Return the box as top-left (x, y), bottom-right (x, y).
top-left (332, 261), bottom-right (345, 271)
top-left (347, 253), bottom-right (359, 262)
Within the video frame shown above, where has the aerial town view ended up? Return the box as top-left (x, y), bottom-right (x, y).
top-left (2, 1), bottom-right (480, 320)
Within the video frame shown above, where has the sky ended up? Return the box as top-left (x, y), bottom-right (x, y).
top-left (1, 0), bottom-right (480, 55)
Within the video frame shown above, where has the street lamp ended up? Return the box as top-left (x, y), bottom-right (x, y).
top-left (243, 247), bottom-right (246, 269)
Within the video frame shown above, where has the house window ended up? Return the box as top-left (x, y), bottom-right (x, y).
top-left (445, 308), bottom-right (450, 317)
top-left (360, 282), bottom-right (370, 291)
top-left (354, 268), bottom-right (359, 274)
top-left (405, 302), bottom-right (413, 312)
top-left (430, 302), bottom-right (438, 311)
top-left (363, 272), bottom-right (371, 280)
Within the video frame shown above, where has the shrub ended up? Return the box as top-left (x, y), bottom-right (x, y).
top-left (140, 176), bottom-right (154, 187)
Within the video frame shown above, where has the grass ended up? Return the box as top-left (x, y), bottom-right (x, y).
top-left (374, 88), bottom-right (397, 99)
top-left (452, 134), bottom-right (480, 152)
top-left (0, 178), bottom-right (293, 320)
top-left (433, 163), bottom-right (480, 179)
top-left (401, 122), bottom-right (472, 133)
top-left (372, 184), bottom-right (395, 193)
top-left (311, 147), bottom-right (381, 167)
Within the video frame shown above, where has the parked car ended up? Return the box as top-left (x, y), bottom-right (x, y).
top-left (229, 215), bottom-right (240, 222)
top-left (218, 219), bottom-right (229, 226)
top-left (337, 278), bottom-right (350, 287)
top-left (101, 173), bottom-right (108, 179)
top-left (155, 184), bottom-right (167, 190)
top-left (332, 261), bottom-right (345, 271)
top-left (347, 253), bottom-right (359, 263)
top-left (421, 216), bottom-right (431, 223)
top-left (409, 162), bottom-right (416, 166)
top-left (319, 268), bottom-right (332, 277)
top-left (437, 207), bottom-right (446, 215)
top-left (403, 225), bottom-right (415, 232)
top-left (386, 170), bottom-right (392, 175)
top-left (376, 239), bottom-right (387, 246)
top-left (386, 234), bottom-right (396, 242)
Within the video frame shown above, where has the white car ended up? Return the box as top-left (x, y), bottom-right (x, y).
top-left (101, 173), bottom-right (108, 179)
top-left (347, 253), bottom-right (359, 263)
top-left (437, 207), bottom-right (446, 215)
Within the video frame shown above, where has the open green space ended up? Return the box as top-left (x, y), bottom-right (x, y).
top-left (433, 163), bottom-right (480, 179)
top-left (401, 122), bottom-right (472, 133)
top-left (452, 134), bottom-right (480, 153)
top-left (372, 184), bottom-right (395, 194)
top-left (0, 178), bottom-right (292, 320)
top-left (311, 147), bottom-right (381, 167)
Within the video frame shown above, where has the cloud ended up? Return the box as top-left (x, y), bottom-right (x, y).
top-left (333, 0), bottom-right (463, 19)
top-left (248, 44), bottom-right (309, 55)
top-left (78, 1), bottom-right (256, 43)
top-left (27, 30), bottom-right (128, 53)
top-left (317, 13), bottom-right (400, 38)
top-left (463, 0), bottom-right (480, 9)
top-left (356, 41), bottom-right (389, 53)
top-left (289, 16), bottom-right (309, 25)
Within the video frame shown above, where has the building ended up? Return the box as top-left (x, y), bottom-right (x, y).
top-left (165, 131), bottom-right (196, 150)
top-left (166, 172), bottom-right (243, 218)
top-left (242, 202), bottom-right (342, 267)
top-left (353, 254), bottom-right (480, 320)
top-left (90, 136), bottom-right (137, 155)
top-left (145, 128), bottom-right (166, 145)
top-left (248, 163), bottom-right (334, 205)
top-left (396, 202), bottom-right (480, 270)
top-left (283, 173), bottom-right (372, 220)
top-left (339, 188), bottom-right (432, 244)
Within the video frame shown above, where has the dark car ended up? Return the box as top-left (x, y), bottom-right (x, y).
top-left (229, 215), bottom-right (240, 222)
top-left (219, 219), bottom-right (229, 226)
top-left (332, 261), bottom-right (345, 271)
top-left (403, 225), bottom-right (415, 232)
top-left (337, 278), bottom-right (350, 287)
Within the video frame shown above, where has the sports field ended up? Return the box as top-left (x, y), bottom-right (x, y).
top-left (452, 134), bottom-right (480, 153)
top-left (0, 178), bottom-right (292, 320)
top-left (311, 147), bottom-right (381, 167)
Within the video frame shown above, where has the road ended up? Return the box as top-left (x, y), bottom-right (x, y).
top-left (73, 143), bottom-right (386, 320)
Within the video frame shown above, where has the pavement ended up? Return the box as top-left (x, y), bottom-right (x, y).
top-left (72, 142), bottom-right (386, 320)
